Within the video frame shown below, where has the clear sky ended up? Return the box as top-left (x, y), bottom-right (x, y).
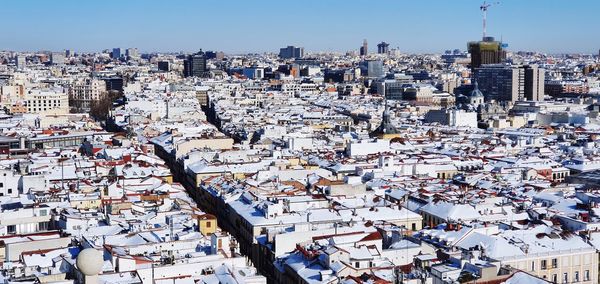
top-left (2, 0), bottom-right (599, 54)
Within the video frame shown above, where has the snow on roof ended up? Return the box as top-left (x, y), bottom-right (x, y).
top-left (504, 271), bottom-right (550, 284)
top-left (22, 247), bottom-right (78, 268)
top-left (420, 202), bottom-right (481, 221)
top-left (284, 253), bottom-right (337, 284)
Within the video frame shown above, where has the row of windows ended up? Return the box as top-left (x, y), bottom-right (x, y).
top-left (532, 259), bottom-right (591, 283)
top-left (437, 172), bottom-right (456, 179)
top-left (543, 271), bottom-right (590, 283)
top-left (28, 103), bottom-right (61, 106)
top-left (0, 182), bottom-right (13, 194)
top-left (28, 108), bottom-right (59, 112)
top-left (354, 261), bottom-right (374, 268)
top-left (552, 172), bottom-right (568, 180)
top-left (536, 256), bottom-right (592, 270)
top-left (6, 221), bottom-right (50, 234)
top-left (538, 258), bottom-right (558, 270)
top-left (28, 104), bottom-right (61, 109)
top-left (28, 100), bottom-right (61, 104)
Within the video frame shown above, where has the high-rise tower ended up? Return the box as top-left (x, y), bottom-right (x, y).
top-left (377, 42), bottom-right (390, 54)
top-left (360, 39), bottom-right (368, 56)
top-left (183, 50), bottom-right (208, 77)
top-left (468, 38), bottom-right (506, 69)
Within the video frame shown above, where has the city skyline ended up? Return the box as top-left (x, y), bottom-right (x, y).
top-left (2, 1), bottom-right (600, 283)
top-left (2, 0), bottom-right (600, 54)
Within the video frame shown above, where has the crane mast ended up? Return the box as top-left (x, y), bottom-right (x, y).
top-left (480, 1), bottom-right (499, 40)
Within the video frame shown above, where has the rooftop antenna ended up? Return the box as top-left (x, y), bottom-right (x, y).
top-left (480, 1), bottom-right (500, 40)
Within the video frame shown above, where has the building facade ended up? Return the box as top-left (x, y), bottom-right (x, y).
top-left (50, 52), bottom-right (65, 65)
top-left (360, 39), bottom-right (368, 56)
top-left (69, 78), bottom-right (107, 112)
top-left (468, 37), bottom-right (506, 69)
top-left (474, 64), bottom-right (544, 102)
top-left (24, 89), bottom-right (69, 115)
top-left (278, 46), bottom-right (304, 59)
top-left (377, 41), bottom-right (389, 54)
top-left (183, 50), bottom-right (208, 77)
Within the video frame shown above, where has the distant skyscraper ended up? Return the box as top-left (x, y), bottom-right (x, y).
top-left (523, 65), bottom-right (545, 101)
top-left (111, 48), bottom-right (122, 59)
top-left (467, 37), bottom-right (506, 69)
top-left (377, 42), bottom-right (389, 54)
top-left (183, 50), bottom-right (208, 77)
top-left (65, 49), bottom-right (72, 57)
top-left (474, 64), bottom-right (544, 102)
top-left (205, 51), bottom-right (217, 59)
top-left (99, 76), bottom-right (124, 92)
top-left (360, 39), bottom-right (368, 56)
top-left (243, 66), bottom-right (264, 80)
top-left (158, 61), bottom-right (170, 72)
top-left (376, 79), bottom-right (408, 101)
top-left (278, 46), bottom-right (304, 59)
top-left (15, 55), bottom-right (26, 69)
top-left (360, 60), bottom-right (383, 78)
top-left (125, 48), bottom-right (139, 59)
top-left (50, 52), bottom-right (65, 65)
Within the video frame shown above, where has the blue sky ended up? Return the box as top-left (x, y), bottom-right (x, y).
top-left (2, 0), bottom-right (598, 54)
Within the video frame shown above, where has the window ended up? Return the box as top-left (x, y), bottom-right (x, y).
top-left (531, 261), bottom-right (535, 271)
top-left (7, 188), bottom-right (12, 194)
top-left (355, 262), bottom-right (360, 268)
top-left (563, 273), bottom-right (567, 283)
top-left (574, 271), bottom-right (579, 282)
top-left (39, 221), bottom-right (49, 231)
top-left (206, 221), bottom-right (211, 228)
top-left (40, 209), bottom-right (47, 216)
top-left (584, 270), bottom-right (590, 281)
top-left (7, 225), bottom-right (16, 234)
top-left (551, 258), bottom-right (558, 268)
top-left (552, 274), bottom-right (557, 284)
top-left (541, 260), bottom-right (547, 270)
top-left (412, 223), bottom-right (416, 231)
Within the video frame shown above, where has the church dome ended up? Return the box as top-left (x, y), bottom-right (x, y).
top-left (470, 82), bottom-right (484, 98)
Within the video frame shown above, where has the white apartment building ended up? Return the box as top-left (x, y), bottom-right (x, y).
top-left (24, 89), bottom-right (69, 115)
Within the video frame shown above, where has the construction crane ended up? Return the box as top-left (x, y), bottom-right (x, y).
top-left (480, 1), bottom-right (499, 40)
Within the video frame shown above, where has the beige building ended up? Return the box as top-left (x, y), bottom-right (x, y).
top-left (24, 89), bottom-right (69, 115)
top-left (496, 248), bottom-right (598, 283)
top-left (68, 78), bottom-right (107, 112)
top-left (430, 226), bottom-right (600, 284)
top-left (174, 136), bottom-right (234, 158)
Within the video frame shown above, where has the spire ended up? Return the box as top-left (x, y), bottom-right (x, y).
top-left (470, 81), bottom-right (484, 98)
top-left (382, 99), bottom-right (390, 133)
top-left (370, 98), bottom-right (400, 138)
